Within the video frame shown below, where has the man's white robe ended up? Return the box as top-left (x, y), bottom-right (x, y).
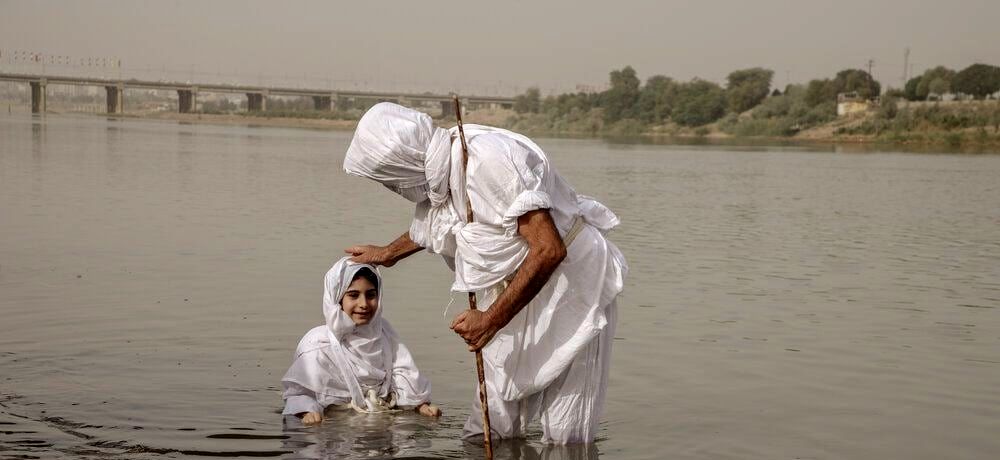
top-left (344, 103), bottom-right (628, 443)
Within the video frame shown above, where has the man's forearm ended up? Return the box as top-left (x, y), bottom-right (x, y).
top-left (346, 231), bottom-right (423, 267)
top-left (448, 210), bottom-right (566, 350)
top-left (386, 232), bottom-right (423, 262)
top-left (483, 242), bottom-right (565, 328)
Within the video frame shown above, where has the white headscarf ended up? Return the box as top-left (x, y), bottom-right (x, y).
top-left (323, 258), bottom-right (388, 395)
top-left (343, 102), bottom-right (547, 210)
top-left (282, 257), bottom-right (430, 412)
top-left (343, 102), bottom-right (455, 205)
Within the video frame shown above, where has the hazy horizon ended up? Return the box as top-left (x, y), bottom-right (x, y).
top-left (1, 0), bottom-right (998, 96)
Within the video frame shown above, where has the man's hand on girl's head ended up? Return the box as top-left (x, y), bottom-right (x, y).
top-left (344, 245), bottom-right (396, 267)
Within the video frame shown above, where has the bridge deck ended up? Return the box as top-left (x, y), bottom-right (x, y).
top-left (0, 72), bottom-right (514, 104)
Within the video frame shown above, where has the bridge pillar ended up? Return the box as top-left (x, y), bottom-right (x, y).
top-left (441, 98), bottom-right (471, 117)
top-left (105, 85), bottom-right (124, 114)
top-left (335, 95), bottom-right (349, 110)
top-left (178, 88), bottom-right (198, 113)
top-left (178, 91), bottom-right (190, 113)
top-left (312, 95), bottom-right (332, 111)
top-left (30, 80), bottom-right (47, 114)
top-left (246, 92), bottom-right (268, 112)
top-left (440, 100), bottom-right (454, 118)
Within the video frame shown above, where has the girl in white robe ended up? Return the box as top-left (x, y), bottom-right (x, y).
top-left (281, 257), bottom-right (440, 424)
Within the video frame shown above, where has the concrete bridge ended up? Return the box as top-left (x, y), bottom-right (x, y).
top-left (0, 72), bottom-right (515, 115)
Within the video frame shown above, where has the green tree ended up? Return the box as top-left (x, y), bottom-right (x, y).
top-left (903, 76), bottom-right (922, 101)
top-left (753, 84), bottom-right (806, 119)
top-left (513, 87), bottom-right (541, 114)
top-left (725, 67), bottom-right (774, 113)
top-left (804, 79), bottom-right (837, 107)
top-left (833, 69), bottom-right (881, 99)
top-left (804, 69), bottom-right (881, 106)
top-left (542, 92), bottom-right (594, 118)
top-left (927, 78), bottom-right (949, 99)
top-left (600, 66), bottom-right (641, 122)
top-left (916, 66), bottom-right (956, 99)
top-left (952, 63), bottom-right (1000, 99)
top-left (636, 75), bottom-right (676, 123)
top-left (671, 79), bottom-right (727, 126)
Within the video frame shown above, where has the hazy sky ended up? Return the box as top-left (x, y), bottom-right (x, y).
top-left (1, 0), bottom-right (997, 95)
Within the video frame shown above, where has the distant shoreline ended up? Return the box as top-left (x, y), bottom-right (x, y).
top-left (9, 106), bottom-right (1000, 152)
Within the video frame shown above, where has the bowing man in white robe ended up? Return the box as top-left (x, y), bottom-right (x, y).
top-left (342, 103), bottom-right (628, 444)
top-left (281, 257), bottom-right (440, 423)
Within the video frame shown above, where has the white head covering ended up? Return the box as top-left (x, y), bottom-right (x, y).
top-left (283, 257), bottom-right (424, 412)
top-left (323, 258), bottom-right (386, 374)
top-left (343, 102), bottom-right (549, 208)
top-left (343, 102), bottom-right (454, 205)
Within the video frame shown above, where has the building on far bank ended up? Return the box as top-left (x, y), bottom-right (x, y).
top-left (836, 92), bottom-right (873, 116)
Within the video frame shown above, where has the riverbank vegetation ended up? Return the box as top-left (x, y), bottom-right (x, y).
top-left (500, 62), bottom-right (1000, 146)
top-left (833, 99), bottom-right (1000, 146)
top-left (503, 65), bottom-right (880, 136)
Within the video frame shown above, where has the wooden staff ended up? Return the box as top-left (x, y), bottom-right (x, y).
top-left (453, 95), bottom-right (494, 458)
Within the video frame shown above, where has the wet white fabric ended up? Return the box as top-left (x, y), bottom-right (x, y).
top-left (463, 303), bottom-right (617, 444)
top-left (343, 103), bottom-right (628, 442)
top-left (281, 257), bottom-right (431, 414)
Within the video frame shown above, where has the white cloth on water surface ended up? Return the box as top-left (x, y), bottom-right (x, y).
top-left (463, 303), bottom-right (616, 444)
top-left (343, 103), bottom-right (629, 408)
top-left (281, 257), bottom-right (431, 415)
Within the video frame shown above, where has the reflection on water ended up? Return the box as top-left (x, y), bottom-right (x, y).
top-left (1, 113), bottom-right (999, 460)
top-left (280, 411), bottom-right (598, 460)
top-left (282, 411), bottom-right (435, 459)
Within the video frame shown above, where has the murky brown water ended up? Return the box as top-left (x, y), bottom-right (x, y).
top-left (2, 113), bottom-right (999, 459)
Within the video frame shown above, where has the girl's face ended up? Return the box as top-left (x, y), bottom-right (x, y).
top-left (341, 276), bottom-right (378, 325)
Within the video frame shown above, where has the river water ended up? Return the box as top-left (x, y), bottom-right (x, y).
top-left (1, 113), bottom-right (998, 460)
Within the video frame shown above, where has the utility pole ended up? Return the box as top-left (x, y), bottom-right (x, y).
top-left (902, 47), bottom-right (910, 88)
top-left (867, 59), bottom-right (877, 97)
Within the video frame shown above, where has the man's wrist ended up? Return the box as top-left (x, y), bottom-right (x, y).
top-left (380, 246), bottom-right (395, 264)
top-left (484, 302), bottom-right (509, 328)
